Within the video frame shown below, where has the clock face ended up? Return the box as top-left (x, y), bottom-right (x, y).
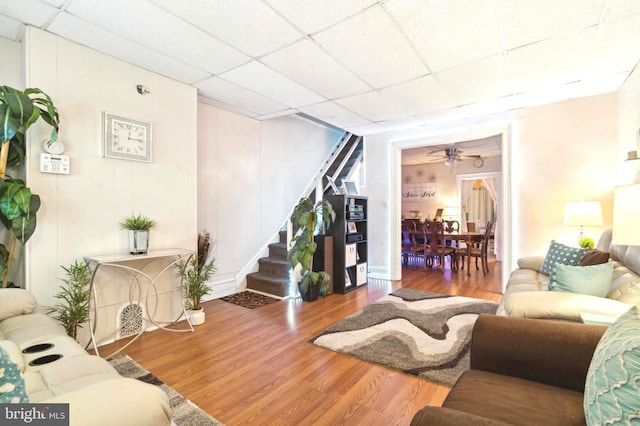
top-left (103, 113), bottom-right (152, 162)
top-left (473, 158), bottom-right (484, 168)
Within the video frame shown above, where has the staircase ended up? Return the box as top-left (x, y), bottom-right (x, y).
top-left (246, 230), bottom-right (290, 297)
top-left (323, 133), bottom-right (364, 196)
top-left (246, 132), bottom-right (363, 298)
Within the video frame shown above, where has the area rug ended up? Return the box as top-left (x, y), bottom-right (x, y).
top-left (109, 355), bottom-right (223, 426)
top-left (221, 291), bottom-right (280, 309)
top-left (311, 288), bottom-right (498, 387)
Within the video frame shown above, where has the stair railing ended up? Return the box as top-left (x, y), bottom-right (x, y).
top-left (285, 132), bottom-right (359, 299)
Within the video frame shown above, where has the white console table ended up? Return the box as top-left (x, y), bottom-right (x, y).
top-left (84, 248), bottom-right (194, 358)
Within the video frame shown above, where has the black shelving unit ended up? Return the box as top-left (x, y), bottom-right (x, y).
top-left (326, 194), bottom-right (368, 293)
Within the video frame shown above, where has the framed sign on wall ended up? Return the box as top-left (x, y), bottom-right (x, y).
top-left (402, 182), bottom-right (439, 201)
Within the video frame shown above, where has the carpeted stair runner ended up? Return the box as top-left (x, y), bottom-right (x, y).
top-left (246, 230), bottom-right (290, 297)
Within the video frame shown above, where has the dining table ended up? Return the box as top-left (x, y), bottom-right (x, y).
top-left (443, 231), bottom-right (489, 275)
top-left (408, 225), bottom-right (491, 274)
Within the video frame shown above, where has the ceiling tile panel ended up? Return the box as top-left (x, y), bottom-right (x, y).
top-left (312, 5), bottom-right (428, 89)
top-left (219, 61), bottom-right (325, 108)
top-left (48, 13), bottom-right (211, 84)
top-left (602, 0), bottom-right (640, 20)
top-left (384, 0), bottom-right (503, 72)
top-left (495, 0), bottom-right (606, 50)
top-left (435, 54), bottom-right (513, 105)
top-left (0, 14), bottom-right (23, 40)
top-left (335, 91), bottom-right (408, 122)
top-left (264, 0), bottom-right (378, 35)
top-left (507, 29), bottom-right (596, 94)
top-left (0, 0), bottom-right (60, 27)
top-left (379, 75), bottom-right (456, 114)
top-left (40, 0), bottom-right (66, 7)
top-left (148, 0), bottom-right (302, 57)
top-left (297, 101), bottom-right (370, 129)
top-left (584, 14), bottom-right (640, 78)
top-left (261, 39), bottom-right (370, 99)
top-left (66, 0), bottom-right (249, 74)
top-left (195, 76), bottom-right (288, 116)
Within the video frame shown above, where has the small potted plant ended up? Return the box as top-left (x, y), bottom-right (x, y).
top-left (47, 261), bottom-right (92, 342)
top-left (119, 213), bottom-right (156, 254)
top-left (288, 197), bottom-right (335, 301)
top-left (176, 232), bottom-right (216, 325)
top-left (579, 236), bottom-right (595, 250)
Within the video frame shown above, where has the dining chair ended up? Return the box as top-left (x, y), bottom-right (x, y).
top-left (401, 223), bottom-right (424, 268)
top-left (424, 220), bottom-right (457, 272)
top-left (460, 221), bottom-right (493, 274)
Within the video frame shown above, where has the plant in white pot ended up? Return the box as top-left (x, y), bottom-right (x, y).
top-left (119, 213), bottom-right (156, 254)
top-left (176, 232), bottom-right (216, 325)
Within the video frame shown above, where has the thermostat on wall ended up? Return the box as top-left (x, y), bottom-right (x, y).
top-left (40, 153), bottom-right (70, 174)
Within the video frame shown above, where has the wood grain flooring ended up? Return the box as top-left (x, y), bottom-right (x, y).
top-left (97, 260), bottom-right (503, 425)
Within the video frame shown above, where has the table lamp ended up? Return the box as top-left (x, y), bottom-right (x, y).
top-left (612, 184), bottom-right (640, 245)
top-left (563, 200), bottom-right (603, 240)
top-left (443, 207), bottom-right (458, 220)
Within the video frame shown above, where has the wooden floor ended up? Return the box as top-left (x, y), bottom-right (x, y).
top-left (98, 260), bottom-right (503, 426)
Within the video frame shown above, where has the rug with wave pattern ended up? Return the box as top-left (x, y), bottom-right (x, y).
top-left (311, 288), bottom-right (498, 387)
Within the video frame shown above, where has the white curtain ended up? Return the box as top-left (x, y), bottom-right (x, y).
top-left (460, 180), bottom-right (475, 232)
top-left (481, 178), bottom-right (501, 261)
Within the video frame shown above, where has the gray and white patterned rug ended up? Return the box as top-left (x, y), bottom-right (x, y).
top-left (109, 355), bottom-right (223, 426)
top-left (311, 288), bottom-right (498, 387)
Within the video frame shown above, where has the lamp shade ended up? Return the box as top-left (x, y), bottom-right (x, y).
top-left (443, 207), bottom-right (458, 218)
top-left (612, 184), bottom-right (640, 245)
top-left (563, 201), bottom-right (603, 226)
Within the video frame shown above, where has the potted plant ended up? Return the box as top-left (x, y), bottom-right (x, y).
top-left (288, 197), bottom-right (335, 301)
top-left (579, 236), bottom-right (595, 250)
top-left (119, 213), bottom-right (156, 254)
top-left (176, 232), bottom-right (216, 325)
top-left (0, 86), bottom-right (59, 288)
top-left (47, 261), bottom-right (92, 342)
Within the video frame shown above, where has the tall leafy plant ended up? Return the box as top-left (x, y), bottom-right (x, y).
top-left (0, 86), bottom-right (59, 287)
top-left (47, 261), bottom-right (92, 341)
top-left (288, 198), bottom-right (335, 298)
top-left (176, 232), bottom-right (216, 310)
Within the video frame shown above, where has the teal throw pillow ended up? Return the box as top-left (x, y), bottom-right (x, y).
top-left (584, 306), bottom-right (640, 425)
top-left (540, 240), bottom-right (588, 282)
top-left (0, 346), bottom-right (28, 403)
top-left (549, 262), bottom-right (613, 296)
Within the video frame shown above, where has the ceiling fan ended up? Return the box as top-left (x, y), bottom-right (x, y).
top-left (426, 145), bottom-right (481, 167)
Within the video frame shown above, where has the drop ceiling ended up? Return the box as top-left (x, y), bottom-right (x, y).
top-left (1, 0), bottom-right (639, 136)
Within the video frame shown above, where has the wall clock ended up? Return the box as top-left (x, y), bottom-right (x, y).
top-left (473, 158), bottom-right (484, 168)
top-left (103, 112), bottom-right (152, 162)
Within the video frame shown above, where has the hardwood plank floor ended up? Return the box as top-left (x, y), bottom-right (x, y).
top-left (97, 260), bottom-right (503, 425)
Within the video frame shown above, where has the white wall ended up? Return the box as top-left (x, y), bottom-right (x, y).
top-left (197, 105), bottom-right (342, 298)
top-left (21, 28), bottom-right (197, 344)
top-left (618, 65), bottom-right (640, 184)
top-left (365, 93), bottom-right (618, 284)
top-left (401, 155), bottom-right (502, 219)
top-left (0, 37), bottom-right (21, 87)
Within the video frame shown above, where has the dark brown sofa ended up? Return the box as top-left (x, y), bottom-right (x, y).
top-left (411, 314), bottom-right (607, 426)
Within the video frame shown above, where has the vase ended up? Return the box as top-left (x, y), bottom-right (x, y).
top-left (128, 230), bottom-right (149, 255)
top-left (299, 282), bottom-right (319, 302)
top-left (188, 308), bottom-right (205, 325)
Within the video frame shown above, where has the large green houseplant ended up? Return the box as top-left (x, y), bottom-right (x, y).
top-left (0, 86), bottom-right (59, 288)
top-left (288, 197), bottom-right (335, 301)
